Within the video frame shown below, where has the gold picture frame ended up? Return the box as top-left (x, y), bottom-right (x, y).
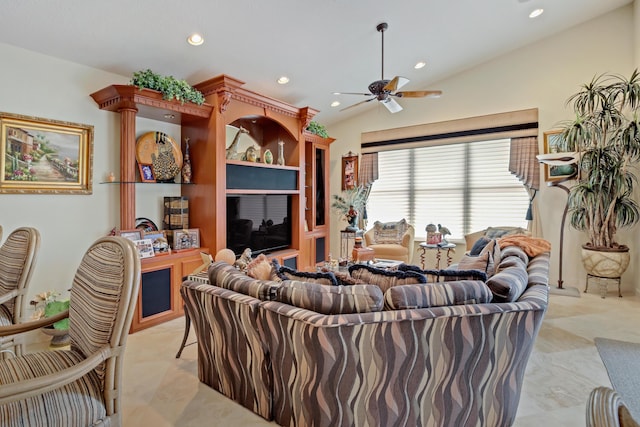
top-left (543, 129), bottom-right (578, 182)
top-left (341, 153), bottom-right (358, 190)
top-left (0, 112), bottom-right (93, 194)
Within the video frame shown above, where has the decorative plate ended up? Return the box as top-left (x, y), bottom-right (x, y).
top-left (135, 132), bottom-right (183, 181)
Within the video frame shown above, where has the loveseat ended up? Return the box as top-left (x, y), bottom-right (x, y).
top-left (181, 243), bottom-right (550, 427)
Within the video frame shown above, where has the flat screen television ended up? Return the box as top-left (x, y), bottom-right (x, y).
top-left (226, 194), bottom-right (292, 256)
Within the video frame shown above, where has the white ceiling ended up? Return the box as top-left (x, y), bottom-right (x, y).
top-left (0, 0), bottom-right (632, 126)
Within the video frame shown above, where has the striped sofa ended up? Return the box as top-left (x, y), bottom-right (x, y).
top-left (181, 247), bottom-right (549, 427)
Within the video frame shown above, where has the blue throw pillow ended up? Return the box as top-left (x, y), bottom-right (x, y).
top-left (470, 236), bottom-right (491, 256)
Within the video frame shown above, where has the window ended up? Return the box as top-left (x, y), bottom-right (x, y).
top-left (366, 139), bottom-right (529, 240)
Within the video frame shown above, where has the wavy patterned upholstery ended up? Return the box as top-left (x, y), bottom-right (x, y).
top-left (0, 236), bottom-right (140, 427)
top-left (0, 227), bottom-right (40, 358)
top-left (260, 283), bottom-right (548, 427)
top-left (181, 280), bottom-right (273, 420)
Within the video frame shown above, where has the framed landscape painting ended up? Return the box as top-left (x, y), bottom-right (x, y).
top-left (0, 112), bottom-right (93, 194)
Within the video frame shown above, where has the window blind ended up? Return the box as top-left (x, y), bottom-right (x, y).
top-left (367, 139), bottom-right (529, 240)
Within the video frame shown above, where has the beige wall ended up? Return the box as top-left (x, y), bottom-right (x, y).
top-left (0, 43), bottom-right (181, 313)
top-left (328, 5), bottom-right (639, 294)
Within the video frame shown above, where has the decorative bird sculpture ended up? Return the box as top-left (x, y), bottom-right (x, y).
top-left (438, 224), bottom-right (451, 243)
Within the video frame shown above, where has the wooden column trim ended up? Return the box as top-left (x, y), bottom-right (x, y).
top-left (119, 107), bottom-right (137, 230)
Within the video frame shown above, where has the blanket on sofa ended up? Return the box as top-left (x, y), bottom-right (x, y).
top-left (497, 235), bottom-right (551, 257)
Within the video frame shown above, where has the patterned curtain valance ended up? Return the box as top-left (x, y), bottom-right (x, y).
top-left (509, 136), bottom-right (539, 191)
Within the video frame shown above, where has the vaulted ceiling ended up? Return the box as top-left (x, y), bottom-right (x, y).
top-left (0, 0), bottom-right (631, 125)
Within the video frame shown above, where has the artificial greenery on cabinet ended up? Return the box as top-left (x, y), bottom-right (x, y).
top-left (131, 69), bottom-right (205, 105)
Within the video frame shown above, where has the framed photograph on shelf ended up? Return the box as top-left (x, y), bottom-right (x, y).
top-left (138, 163), bottom-right (155, 183)
top-left (133, 238), bottom-right (155, 259)
top-left (144, 230), bottom-right (170, 254)
top-left (173, 228), bottom-right (200, 250)
top-left (543, 130), bottom-right (578, 182)
top-left (119, 229), bottom-right (143, 242)
top-left (0, 111), bottom-right (93, 194)
top-left (341, 153), bottom-right (358, 190)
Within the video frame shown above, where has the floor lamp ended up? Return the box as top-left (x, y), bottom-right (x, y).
top-left (537, 153), bottom-right (579, 292)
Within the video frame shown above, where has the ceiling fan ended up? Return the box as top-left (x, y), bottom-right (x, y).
top-left (335, 22), bottom-right (442, 114)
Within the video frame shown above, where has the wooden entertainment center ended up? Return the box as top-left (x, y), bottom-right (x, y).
top-left (91, 74), bottom-right (333, 331)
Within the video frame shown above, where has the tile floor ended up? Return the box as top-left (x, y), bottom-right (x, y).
top-left (117, 287), bottom-right (639, 426)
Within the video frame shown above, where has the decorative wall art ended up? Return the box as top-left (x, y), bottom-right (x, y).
top-left (135, 131), bottom-right (183, 183)
top-left (341, 152), bottom-right (358, 190)
top-left (0, 112), bottom-right (94, 194)
top-left (542, 130), bottom-right (578, 182)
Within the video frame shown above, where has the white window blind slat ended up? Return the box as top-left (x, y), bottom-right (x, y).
top-left (367, 138), bottom-right (528, 239)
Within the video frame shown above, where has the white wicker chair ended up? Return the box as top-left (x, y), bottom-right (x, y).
top-left (587, 386), bottom-right (640, 427)
top-left (0, 236), bottom-right (140, 427)
top-left (0, 227), bottom-right (40, 358)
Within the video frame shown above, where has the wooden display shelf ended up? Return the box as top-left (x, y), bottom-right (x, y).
top-left (131, 248), bottom-right (207, 333)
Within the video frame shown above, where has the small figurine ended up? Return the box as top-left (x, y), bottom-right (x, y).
top-left (438, 224), bottom-right (452, 244)
top-left (263, 149), bottom-right (273, 164)
top-left (345, 205), bottom-right (358, 231)
top-left (244, 146), bottom-right (258, 162)
top-left (181, 137), bottom-right (192, 184)
top-left (234, 248), bottom-right (252, 271)
top-left (226, 126), bottom-right (249, 160)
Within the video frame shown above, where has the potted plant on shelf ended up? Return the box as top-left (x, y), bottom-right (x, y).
top-left (31, 290), bottom-right (70, 347)
top-left (306, 121), bottom-right (330, 138)
top-left (130, 69), bottom-right (205, 105)
top-left (559, 69), bottom-right (640, 279)
top-left (332, 185), bottom-right (368, 231)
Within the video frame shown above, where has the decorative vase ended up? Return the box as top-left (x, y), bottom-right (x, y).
top-left (581, 245), bottom-right (630, 278)
top-left (277, 141), bottom-right (285, 165)
top-left (263, 149), bottom-right (273, 164)
top-left (181, 137), bottom-right (192, 184)
top-left (41, 326), bottom-right (70, 347)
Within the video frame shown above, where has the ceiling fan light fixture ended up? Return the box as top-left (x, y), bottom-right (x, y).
top-left (414, 61), bottom-right (427, 69)
top-left (277, 76), bottom-right (290, 85)
top-left (529, 8), bottom-right (544, 18)
top-left (187, 33), bottom-right (204, 46)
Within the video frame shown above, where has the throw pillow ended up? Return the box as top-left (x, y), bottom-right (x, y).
top-left (275, 280), bottom-right (383, 315)
top-left (348, 264), bottom-right (426, 293)
top-left (458, 239), bottom-right (500, 277)
top-left (398, 264), bottom-right (488, 283)
top-left (384, 281), bottom-right (493, 310)
top-left (246, 254), bottom-right (279, 281)
top-left (469, 236), bottom-right (491, 256)
top-left (372, 219), bottom-right (409, 244)
top-left (209, 261), bottom-right (278, 300)
top-left (275, 265), bottom-right (339, 286)
top-left (486, 256), bottom-right (528, 302)
top-left (485, 226), bottom-right (528, 239)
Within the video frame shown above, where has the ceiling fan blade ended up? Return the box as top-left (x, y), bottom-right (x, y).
top-left (334, 92), bottom-right (375, 96)
top-left (383, 76), bottom-right (410, 92)
top-left (340, 97), bottom-right (376, 112)
top-left (381, 97), bottom-right (403, 113)
top-left (394, 90), bottom-right (443, 98)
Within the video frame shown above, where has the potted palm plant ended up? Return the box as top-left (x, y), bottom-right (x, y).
top-left (559, 69), bottom-right (640, 278)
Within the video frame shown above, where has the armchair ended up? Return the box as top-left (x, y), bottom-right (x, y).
top-left (0, 227), bottom-right (40, 358)
top-left (364, 220), bottom-right (415, 264)
top-left (587, 386), bottom-right (640, 427)
top-left (0, 236), bottom-right (141, 427)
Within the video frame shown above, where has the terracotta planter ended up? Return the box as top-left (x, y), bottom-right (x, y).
top-left (581, 245), bottom-right (630, 278)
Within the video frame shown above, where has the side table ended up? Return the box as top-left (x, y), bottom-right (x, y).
top-left (419, 242), bottom-right (456, 270)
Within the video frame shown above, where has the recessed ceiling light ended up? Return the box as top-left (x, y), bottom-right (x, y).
top-left (331, 101), bottom-right (340, 107)
top-left (277, 76), bottom-right (290, 85)
top-left (414, 61), bottom-right (427, 69)
top-left (529, 8), bottom-right (544, 18)
top-left (163, 113), bottom-right (175, 119)
top-left (333, 92), bottom-right (342, 95)
top-left (187, 33), bottom-right (204, 46)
